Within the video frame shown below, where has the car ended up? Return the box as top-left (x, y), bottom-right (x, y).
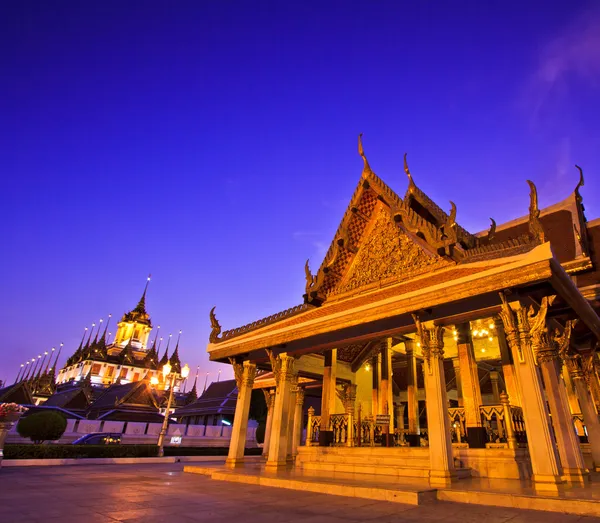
top-left (72, 433), bottom-right (122, 445)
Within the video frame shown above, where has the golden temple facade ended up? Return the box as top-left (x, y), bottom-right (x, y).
top-left (207, 136), bottom-right (600, 492)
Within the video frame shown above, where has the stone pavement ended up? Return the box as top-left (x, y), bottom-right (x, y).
top-left (1, 463), bottom-right (600, 523)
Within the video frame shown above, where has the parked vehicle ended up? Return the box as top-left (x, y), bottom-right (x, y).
top-left (72, 433), bottom-right (122, 445)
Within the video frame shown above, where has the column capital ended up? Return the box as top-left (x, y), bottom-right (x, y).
top-left (413, 314), bottom-right (444, 368)
top-left (229, 358), bottom-right (256, 389)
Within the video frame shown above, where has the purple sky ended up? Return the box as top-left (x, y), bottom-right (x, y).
top-left (2, 1), bottom-right (600, 386)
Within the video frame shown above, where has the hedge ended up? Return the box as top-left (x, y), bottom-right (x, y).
top-left (3, 445), bottom-right (263, 460)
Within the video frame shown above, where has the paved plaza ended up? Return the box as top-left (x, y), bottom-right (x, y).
top-left (1, 463), bottom-right (600, 523)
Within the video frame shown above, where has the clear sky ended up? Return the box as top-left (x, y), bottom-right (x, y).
top-left (1, 1), bottom-right (599, 385)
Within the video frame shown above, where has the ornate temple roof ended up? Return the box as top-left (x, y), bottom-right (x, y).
top-left (209, 138), bottom-right (593, 352)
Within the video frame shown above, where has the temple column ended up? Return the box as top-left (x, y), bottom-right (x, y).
top-left (496, 318), bottom-right (522, 406)
top-left (416, 319), bottom-right (455, 487)
top-left (321, 349), bottom-right (337, 432)
top-left (266, 353), bottom-right (295, 469)
top-left (456, 323), bottom-right (485, 448)
top-left (499, 295), bottom-right (563, 492)
top-left (286, 377), bottom-right (298, 458)
top-left (371, 353), bottom-right (379, 416)
top-left (292, 386), bottom-right (305, 455)
top-left (380, 339), bottom-right (393, 435)
top-left (226, 361), bottom-right (257, 467)
top-left (562, 366), bottom-right (585, 435)
top-left (566, 354), bottom-right (600, 471)
top-left (343, 383), bottom-right (357, 447)
top-left (452, 358), bottom-right (463, 407)
top-left (262, 389), bottom-right (275, 458)
top-left (587, 356), bottom-right (600, 412)
top-left (490, 371), bottom-right (501, 403)
top-left (405, 341), bottom-right (419, 434)
top-left (536, 343), bottom-right (587, 485)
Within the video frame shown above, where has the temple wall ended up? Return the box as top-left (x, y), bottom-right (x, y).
top-left (355, 366), bottom-right (373, 416)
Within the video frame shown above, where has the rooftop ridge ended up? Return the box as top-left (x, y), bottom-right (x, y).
top-left (221, 303), bottom-right (313, 341)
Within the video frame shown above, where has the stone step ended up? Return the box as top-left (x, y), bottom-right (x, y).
top-left (184, 465), bottom-right (438, 506)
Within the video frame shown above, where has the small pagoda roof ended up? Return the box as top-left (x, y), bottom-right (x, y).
top-left (173, 379), bottom-right (237, 417)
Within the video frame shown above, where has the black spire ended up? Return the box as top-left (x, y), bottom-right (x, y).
top-left (170, 331), bottom-right (182, 374)
top-left (158, 333), bottom-right (171, 368)
top-left (134, 275), bottom-right (151, 314)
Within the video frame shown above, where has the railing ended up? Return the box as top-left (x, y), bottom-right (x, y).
top-left (306, 413), bottom-right (321, 446)
top-left (509, 406), bottom-right (527, 445)
top-left (448, 407), bottom-right (466, 443)
top-left (480, 404), bottom-right (506, 445)
top-left (330, 414), bottom-right (349, 445)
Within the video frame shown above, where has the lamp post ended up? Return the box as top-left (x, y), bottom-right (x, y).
top-left (157, 362), bottom-right (189, 457)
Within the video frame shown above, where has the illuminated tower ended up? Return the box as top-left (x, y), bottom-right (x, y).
top-left (113, 276), bottom-right (153, 350)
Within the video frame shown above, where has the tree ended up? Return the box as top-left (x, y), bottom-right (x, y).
top-left (17, 411), bottom-right (67, 444)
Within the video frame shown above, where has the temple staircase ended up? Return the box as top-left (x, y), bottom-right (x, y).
top-left (296, 446), bottom-right (472, 479)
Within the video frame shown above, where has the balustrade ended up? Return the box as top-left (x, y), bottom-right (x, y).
top-left (448, 407), bottom-right (466, 443)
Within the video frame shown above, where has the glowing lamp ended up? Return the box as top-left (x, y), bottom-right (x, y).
top-left (150, 376), bottom-right (159, 386)
top-left (181, 364), bottom-right (190, 379)
top-left (163, 362), bottom-right (172, 376)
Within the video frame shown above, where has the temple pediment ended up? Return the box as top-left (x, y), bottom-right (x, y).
top-left (330, 204), bottom-right (452, 298)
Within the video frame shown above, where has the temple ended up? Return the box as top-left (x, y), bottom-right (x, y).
top-left (207, 136), bottom-right (600, 493)
top-left (53, 278), bottom-right (184, 395)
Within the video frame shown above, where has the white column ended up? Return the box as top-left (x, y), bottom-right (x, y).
top-left (321, 349), bottom-right (336, 432)
top-left (226, 361), bottom-right (257, 467)
top-left (262, 389), bottom-right (275, 458)
top-left (286, 377), bottom-right (298, 459)
top-left (406, 342), bottom-right (419, 434)
top-left (456, 323), bottom-right (485, 448)
top-left (266, 353), bottom-right (295, 469)
top-left (561, 367), bottom-right (585, 436)
top-left (496, 318), bottom-right (522, 407)
top-left (292, 386), bottom-right (305, 455)
top-left (537, 349), bottom-right (587, 485)
top-left (499, 295), bottom-right (563, 492)
top-left (566, 354), bottom-right (600, 472)
top-left (489, 371), bottom-right (501, 403)
top-left (416, 319), bottom-right (455, 487)
top-left (452, 358), bottom-right (463, 407)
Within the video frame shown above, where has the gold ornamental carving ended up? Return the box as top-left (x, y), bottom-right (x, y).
top-left (338, 207), bottom-right (446, 294)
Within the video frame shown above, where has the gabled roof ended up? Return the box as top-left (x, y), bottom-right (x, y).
top-left (173, 379), bottom-right (237, 417)
top-left (208, 140), bottom-right (595, 357)
top-left (88, 381), bottom-right (160, 414)
top-left (42, 387), bottom-right (92, 411)
top-left (0, 381), bottom-right (34, 405)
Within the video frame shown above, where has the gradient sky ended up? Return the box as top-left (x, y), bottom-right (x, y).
top-left (2, 1), bottom-right (600, 386)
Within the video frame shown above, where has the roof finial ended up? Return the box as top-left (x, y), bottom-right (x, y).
top-left (209, 307), bottom-right (222, 343)
top-left (203, 372), bottom-right (209, 393)
top-left (358, 133), bottom-right (373, 176)
top-left (574, 165), bottom-right (584, 203)
top-left (404, 153), bottom-right (416, 193)
top-left (527, 180), bottom-right (545, 243)
top-left (487, 218), bottom-right (496, 242)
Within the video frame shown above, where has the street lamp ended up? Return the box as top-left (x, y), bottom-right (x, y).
top-left (150, 376), bottom-right (159, 386)
top-left (157, 362), bottom-right (189, 457)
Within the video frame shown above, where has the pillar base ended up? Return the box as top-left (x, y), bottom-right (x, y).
top-left (225, 458), bottom-right (246, 468)
top-left (532, 474), bottom-right (565, 494)
top-left (265, 459), bottom-right (289, 470)
top-left (561, 468), bottom-right (590, 486)
top-left (429, 470), bottom-right (457, 488)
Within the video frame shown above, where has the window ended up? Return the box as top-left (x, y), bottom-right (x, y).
top-left (105, 366), bottom-right (115, 378)
top-left (91, 363), bottom-right (102, 375)
top-left (132, 372), bottom-right (140, 382)
top-left (120, 368), bottom-right (128, 379)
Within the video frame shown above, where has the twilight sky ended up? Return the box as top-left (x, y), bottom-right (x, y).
top-left (1, 1), bottom-right (599, 386)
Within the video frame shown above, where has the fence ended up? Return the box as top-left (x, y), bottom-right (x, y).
top-left (7, 419), bottom-right (258, 447)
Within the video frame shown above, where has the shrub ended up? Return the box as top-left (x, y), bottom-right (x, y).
top-left (255, 420), bottom-right (266, 444)
top-left (17, 411), bottom-right (67, 444)
top-left (4, 444), bottom-right (159, 459)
